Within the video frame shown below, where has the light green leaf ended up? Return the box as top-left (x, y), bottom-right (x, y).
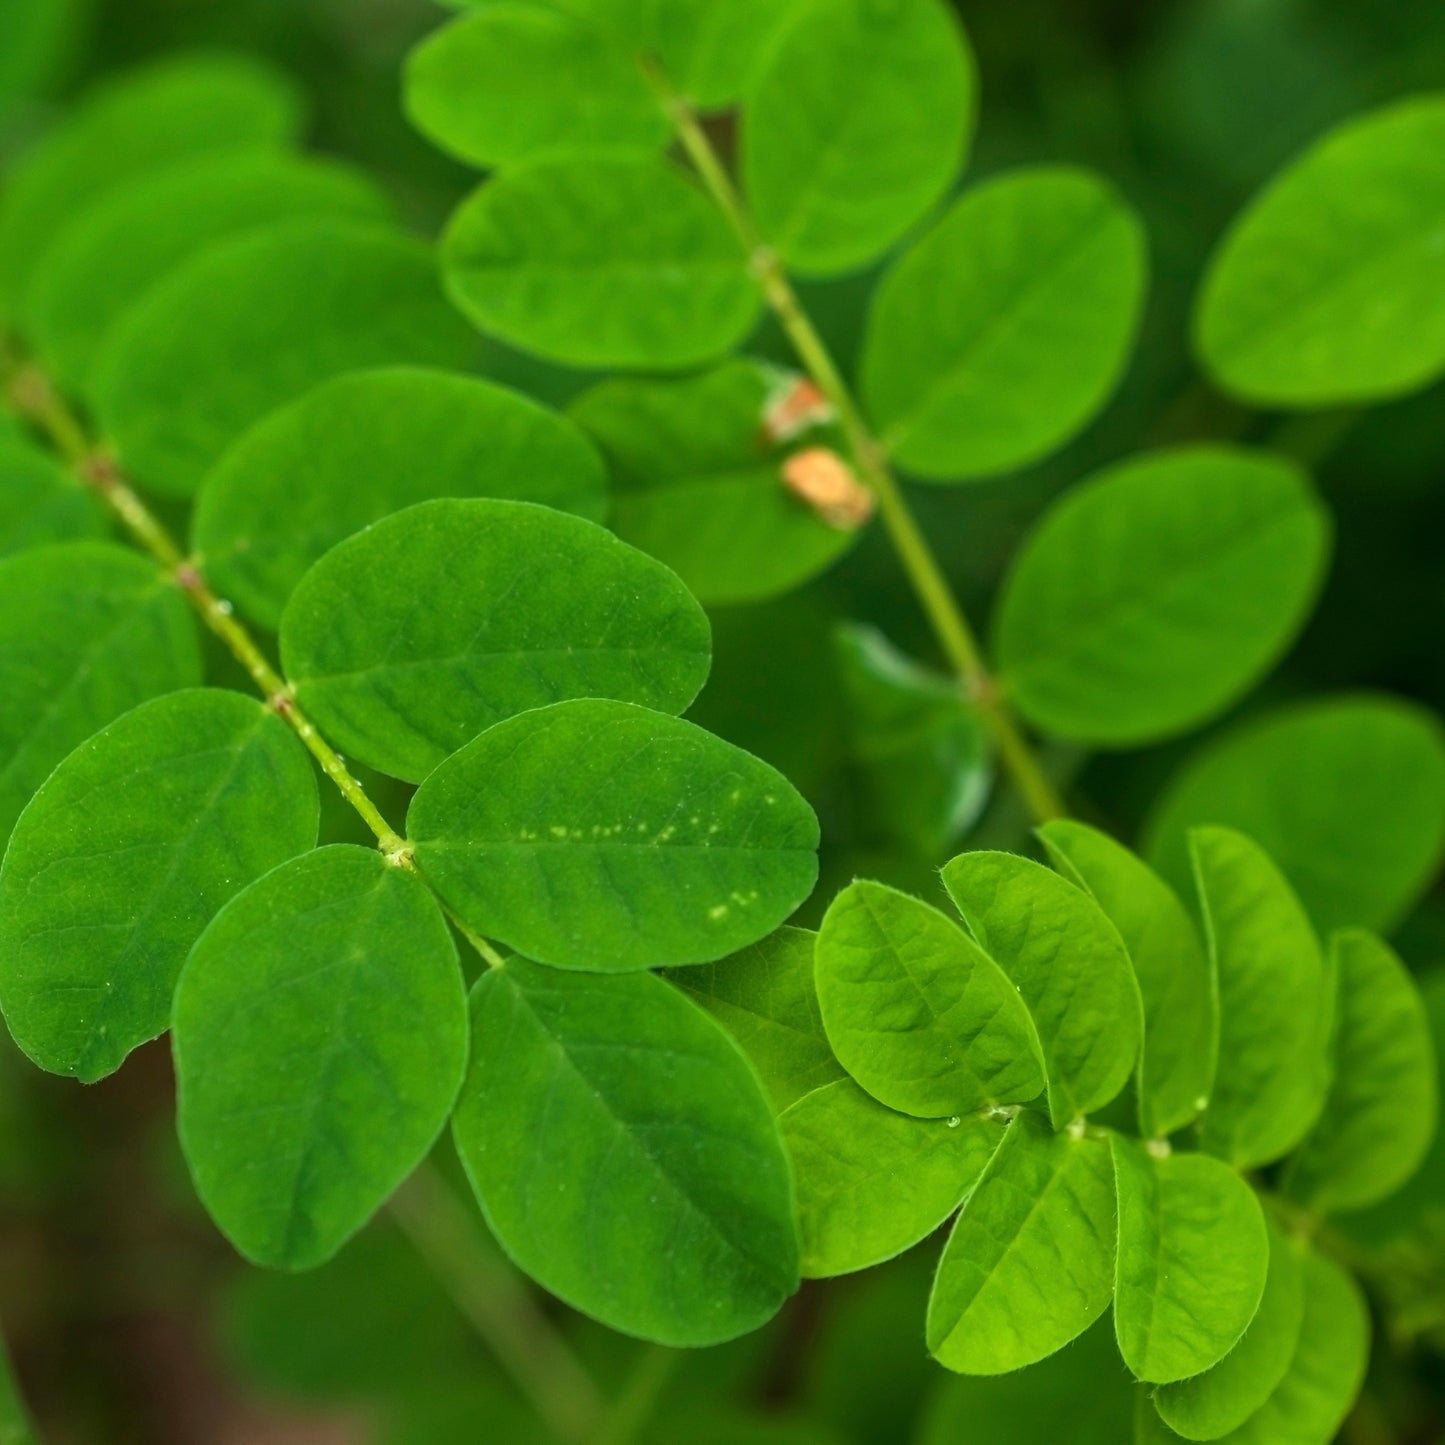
top-left (1112, 1138), bottom-right (1267, 1384)
top-left (665, 925), bottom-right (845, 1112)
top-left (21, 150), bottom-right (390, 390)
top-left (861, 167), bottom-right (1147, 479)
top-left (926, 1110), bottom-right (1116, 1374)
top-left (0, 441), bottom-right (108, 557)
top-left (441, 157), bottom-right (760, 369)
top-left (403, 3), bottom-right (668, 168)
top-left (91, 218), bottom-right (474, 497)
top-left (1195, 95), bottom-right (1445, 406)
top-left (1146, 695), bottom-right (1445, 937)
top-left (408, 699), bottom-right (819, 970)
top-left (1286, 930), bottom-right (1437, 1213)
top-left (783, 1078), bottom-right (1003, 1278)
top-left (941, 850), bottom-right (1142, 1128)
top-left (814, 879), bottom-right (1044, 1118)
top-left (193, 366), bottom-right (607, 631)
top-left (1190, 828), bottom-right (1331, 1169)
top-left (0, 52), bottom-right (301, 311)
top-left (453, 958), bottom-right (799, 1345)
top-left (1154, 1216), bottom-right (1307, 1441)
top-left (568, 361), bottom-right (853, 605)
top-left (281, 498), bottom-right (711, 784)
top-left (742, 0), bottom-right (974, 277)
top-left (995, 447), bottom-right (1328, 745)
top-left (0, 688), bottom-right (318, 1082)
top-left (1039, 821), bottom-right (1215, 1139)
top-left (0, 542), bottom-right (200, 844)
top-left (836, 623), bottom-right (991, 858)
top-left (174, 845), bottom-right (467, 1270)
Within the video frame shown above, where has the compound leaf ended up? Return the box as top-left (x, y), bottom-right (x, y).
top-left (1286, 930), bottom-right (1437, 1214)
top-left (742, 0), bottom-right (974, 277)
top-left (0, 689), bottom-right (318, 1083)
top-left (569, 361), bottom-right (853, 605)
top-left (1191, 828), bottom-right (1331, 1169)
top-left (1146, 695), bottom-right (1445, 936)
top-left (926, 1110), bottom-right (1115, 1375)
top-left (862, 167), bottom-right (1147, 479)
top-left (1195, 95), bottom-right (1445, 406)
top-left (442, 156), bottom-right (759, 369)
top-left (1039, 820), bottom-right (1215, 1139)
top-left (1112, 1139), bottom-right (1268, 1384)
top-left (92, 218), bottom-right (474, 496)
top-left (995, 447), bottom-right (1329, 745)
top-left (194, 366), bottom-right (607, 630)
top-left (174, 845), bottom-right (467, 1270)
top-left (941, 850), bottom-right (1142, 1128)
top-left (782, 1078), bottom-right (1005, 1278)
top-left (0, 441), bottom-right (108, 557)
top-left (408, 699), bottom-right (819, 971)
top-left (281, 498), bottom-right (711, 783)
top-left (453, 958), bottom-right (799, 1345)
top-left (0, 542), bottom-right (201, 844)
top-left (1154, 1216), bottom-right (1307, 1441)
top-left (814, 879), bottom-right (1044, 1119)
top-left (666, 925), bottom-right (845, 1112)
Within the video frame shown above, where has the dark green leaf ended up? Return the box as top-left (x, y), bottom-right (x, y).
top-left (453, 958), bottom-right (799, 1345)
top-left (942, 850), bottom-right (1142, 1127)
top-left (442, 157), bottom-right (759, 369)
top-left (782, 1078), bottom-right (1004, 1278)
top-left (194, 366), bottom-right (607, 630)
top-left (861, 167), bottom-right (1147, 479)
top-left (994, 447), bottom-right (1329, 744)
top-left (742, 0), bottom-right (974, 277)
top-left (0, 440), bottom-right (107, 557)
top-left (282, 498), bottom-right (711, 783)
top-left (91, 218), bottom-right (474, 496)
top-left (409, 699), bottom-right (819, 970)
top-left (174, 845), bottom-right (467, 1269)
top-left (0, 688), bottom-right (318, 1082)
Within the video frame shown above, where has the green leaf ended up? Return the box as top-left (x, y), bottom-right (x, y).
top-left (835, 623), bottom-right (991, 857)
top-left (281, 498), bottom-right (711, 784)
top-left (453, 958), bottom-right (799, 1345)
top-left (1285, 930), bottom-right (1438, 1213)
top-left (994, 447), bottom-right (1329, 744)
top-left (0, 0), bottom-right (84, 122)
top-left (861, 167), bottom-right (1147, 479)
top-left (194, 366), bottom-right (607, 631)
top-left (408, 699), bottom-right (819, 970)
top-left (441, 157), bottom-right (760, 369)
top-left (174, 845), bottom-right (467, 1270)
top-left (1190, 828), bottom-right (1331, 1169)
top-left (21, 151), bottom-right (391, 390)
top-left (1145, 695), bottom-right (1445, 936)
top-left (1112, 1138), bottom-right (1267, 1384)
top-left (665, 925), bottom-right (845, 1112)
top-left (1195, 95), bottom-right (1445, 406)
top-left (814, 879), bottom-right (1044, 1119)
top-left (1039, 821), bottom-right (1215, 1139)
top-left (403, 3), bottom-right (668, 168)
top-left (568, 361), bottom-right (854, 605)
top-left (91, 218), bottom-right (474, 497)
top-left (0, 441), bottom-right (108, 557)
top-left (0, 542), bottom-right (201, 845)
top-left (741, 0), bottom-right (974, 277)
top-left (0, 688), bottom-right (318, 1082)
top-left (782, 1078), bottom-right (1004, 1278)
top-left (0, 52), bottom-right (301, 311)
top-left (941, 850), bottom-right (1142, 1128)
top-left (926, 1110), bottom-right (1115, 1374)
top-left (1154, 1216), bottom-right (1307, 1441)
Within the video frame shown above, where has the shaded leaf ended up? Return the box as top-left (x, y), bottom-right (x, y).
top-left (0, 440), bottom-right (107, 557)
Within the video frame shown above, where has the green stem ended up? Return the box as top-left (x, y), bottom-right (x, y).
top-left (644, 65), bottom-right (1065, 825)
top-left (597, 1344), bottom-right (678, 1445)
top-left (389, 1163), bottom-right (606, 1445)
top-left (0, 1329), bottom-right (40, 1445)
